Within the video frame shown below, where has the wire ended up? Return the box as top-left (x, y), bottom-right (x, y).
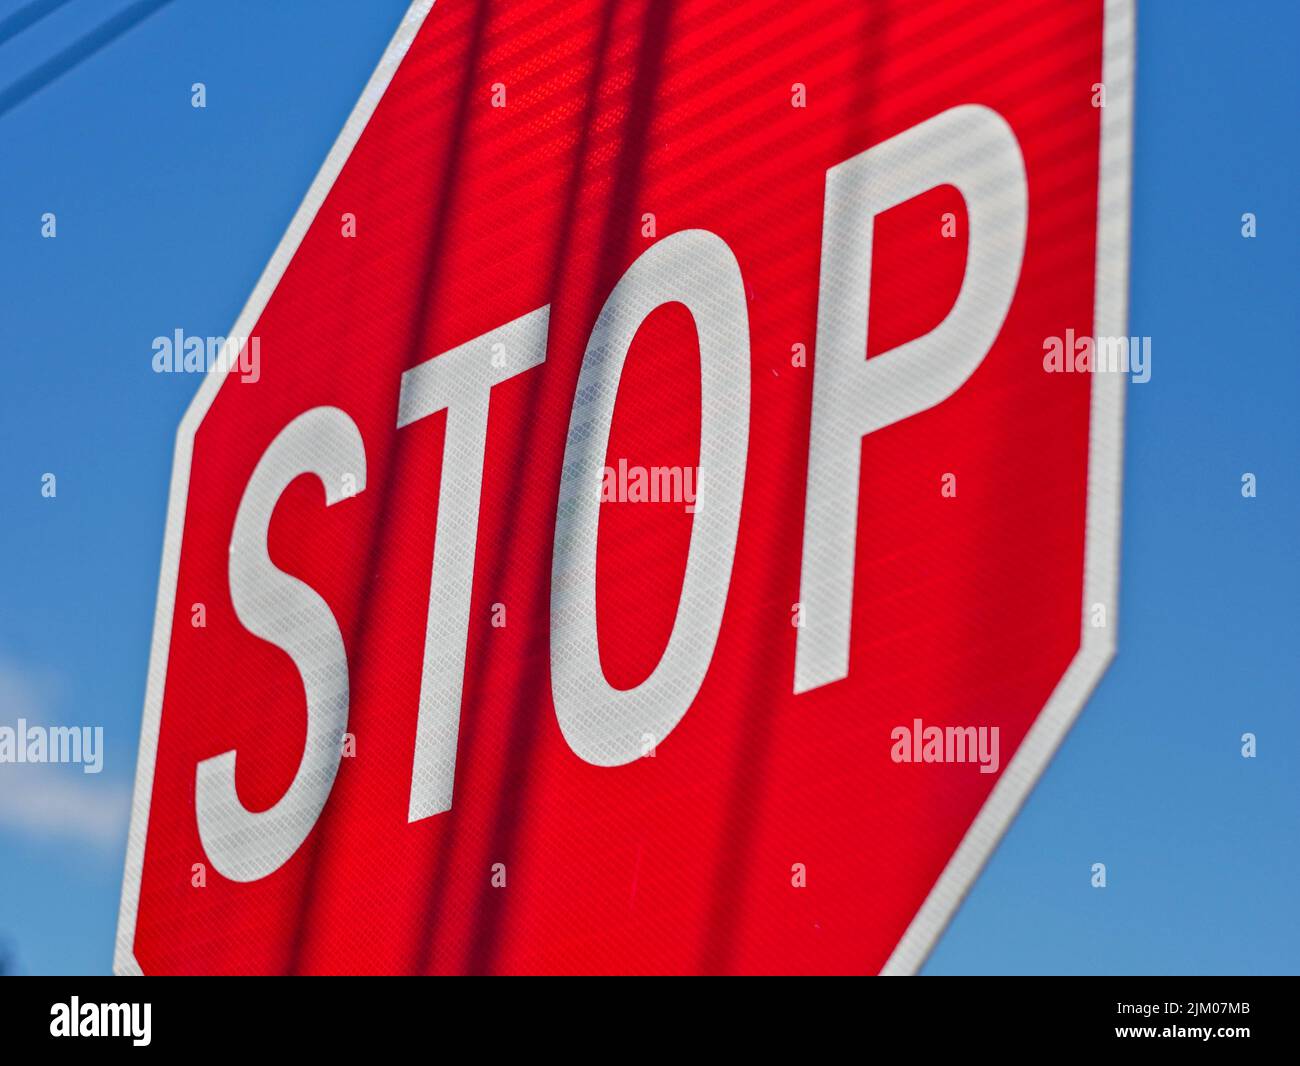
top-left (0, 0), bottom-right (76, 49)
top-left (0, 0), bottom-right (175, 120)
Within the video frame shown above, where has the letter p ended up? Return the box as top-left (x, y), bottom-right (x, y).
top-left (795, 105), bottom-right (1028, 694)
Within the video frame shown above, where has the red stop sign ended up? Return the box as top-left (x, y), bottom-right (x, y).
top-left (117, 0), bottom-right (1133, 975)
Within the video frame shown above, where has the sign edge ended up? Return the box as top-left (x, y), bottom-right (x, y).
top-left (113, 0), bottom-right (438, 977)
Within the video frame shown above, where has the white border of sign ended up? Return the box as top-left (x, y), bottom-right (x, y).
top-left (113, 0), bottom-right (437, 977)
top-left (881, 0), bottom-right (1134, 974)
top-left (114, 0), bottom-right (1133, 976)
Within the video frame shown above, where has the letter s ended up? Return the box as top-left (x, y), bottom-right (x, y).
top-left (195, 406), bottom-right (365, 882)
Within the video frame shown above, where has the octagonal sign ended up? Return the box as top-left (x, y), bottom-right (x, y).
top-left (117, 0), bottom-right (1133, 974)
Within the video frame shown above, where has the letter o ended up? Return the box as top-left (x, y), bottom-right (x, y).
top-left (550, 230), bottom-right (750, 765)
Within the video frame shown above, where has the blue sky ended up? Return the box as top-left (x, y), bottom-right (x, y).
top-left (0, 0), bottom-right (1296, 975)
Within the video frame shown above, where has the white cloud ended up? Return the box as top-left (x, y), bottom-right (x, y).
top-left (0, 659), bottom-right (131, 852)
top-left (0, 771), bottom-right (130, 851)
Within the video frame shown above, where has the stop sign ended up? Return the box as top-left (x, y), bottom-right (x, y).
top-left (117, 0), bottom-right (1133, 974)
